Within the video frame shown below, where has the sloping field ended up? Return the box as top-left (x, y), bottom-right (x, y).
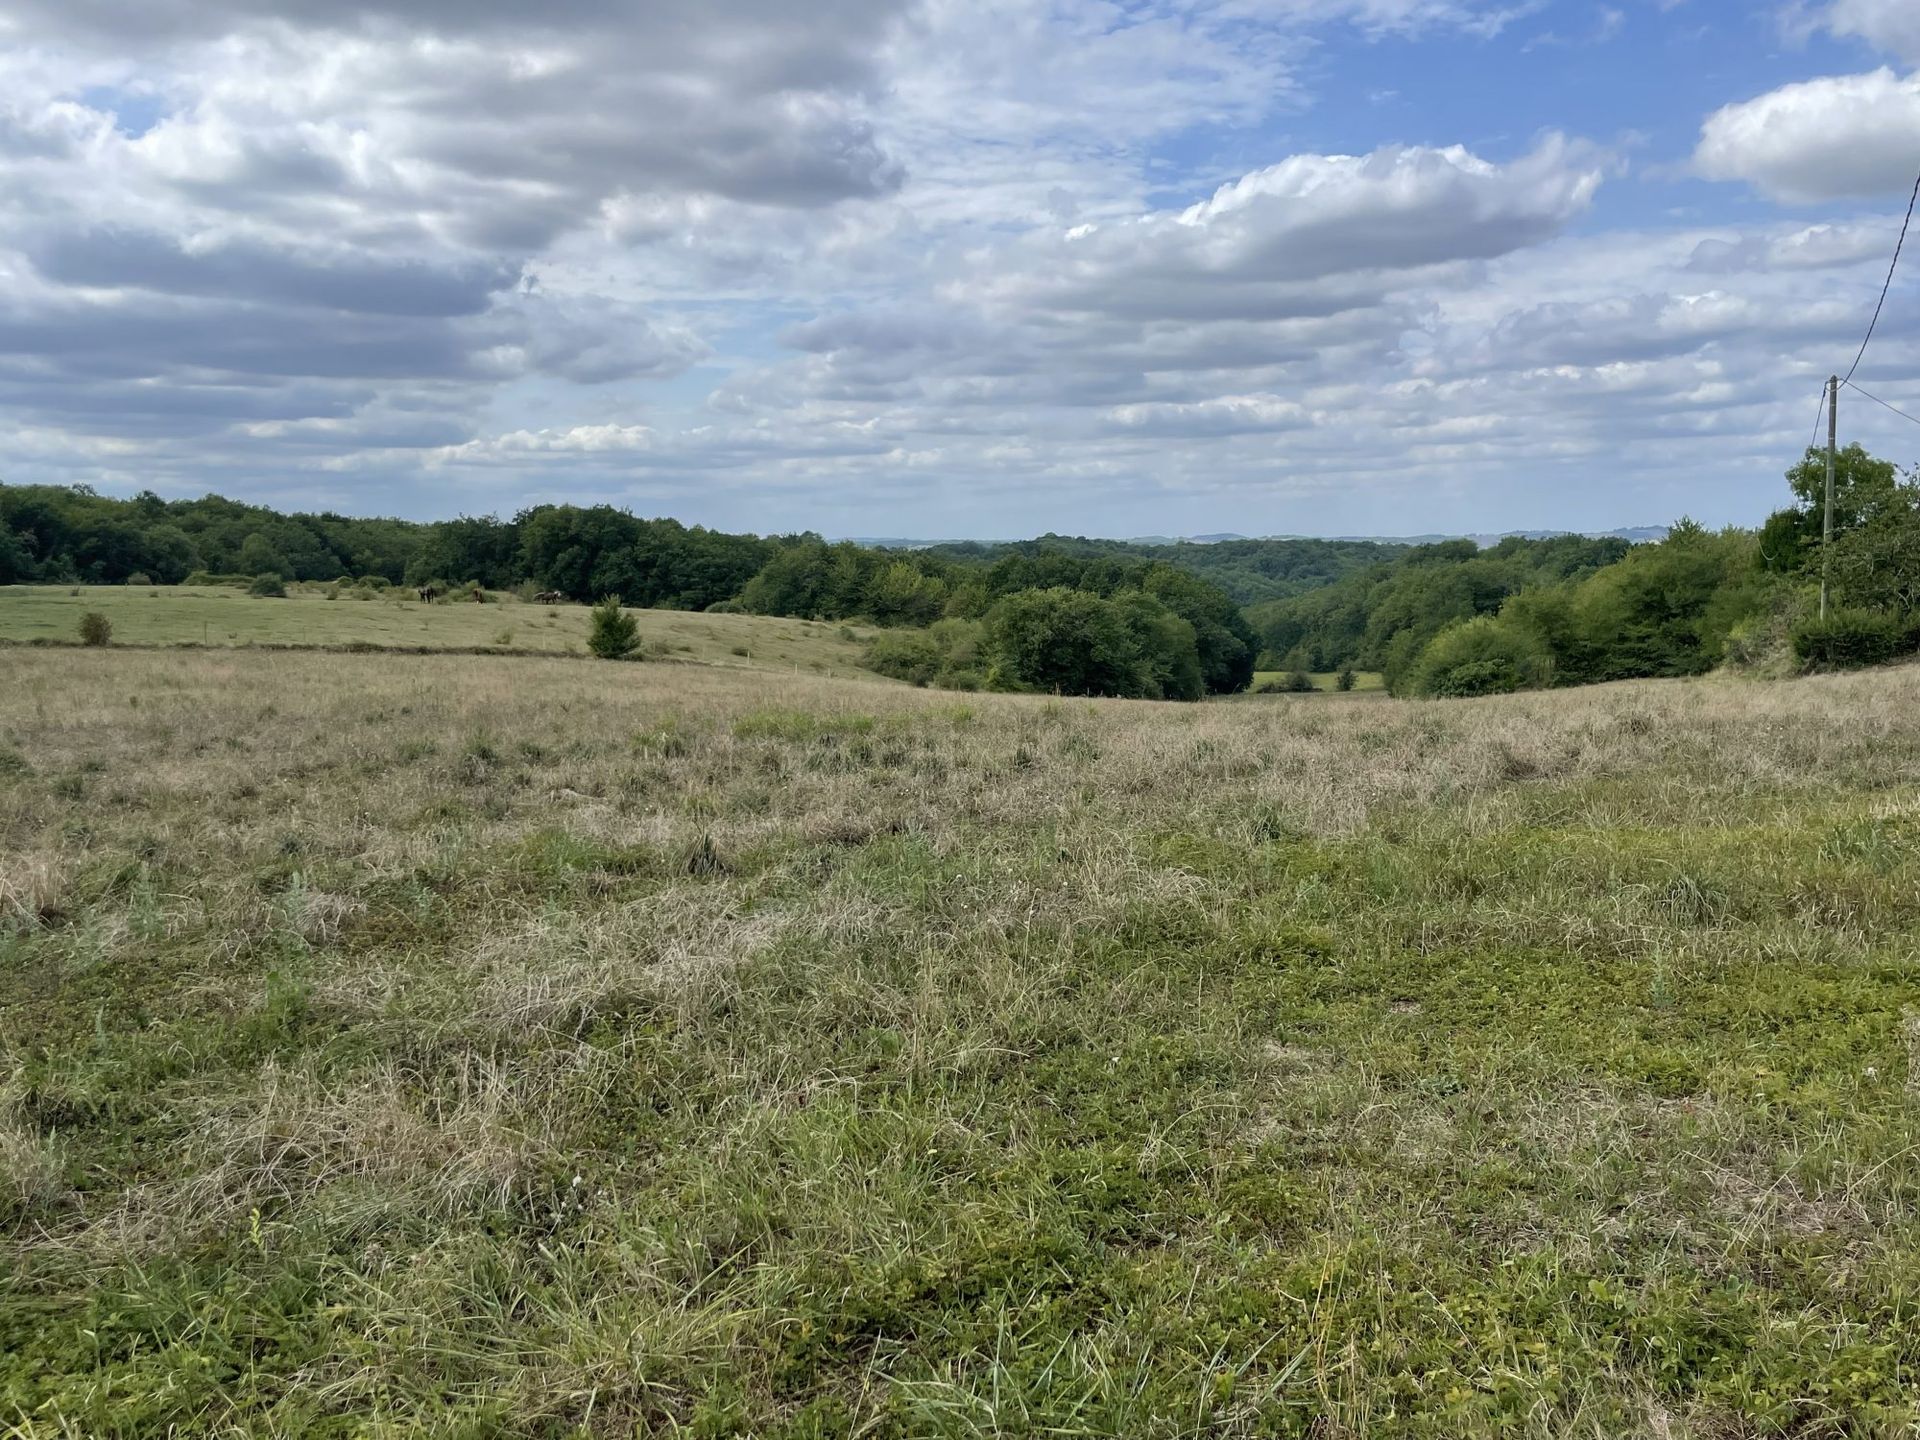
top-left (3, 649), bottom-right (1919, 1437)
top-left (0, 584), bottom-right (879, 675)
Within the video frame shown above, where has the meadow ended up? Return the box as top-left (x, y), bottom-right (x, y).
top-left (0, 586), bottom-right (878, 675)
top-left (3, 643), bottom-right (1920, 1437)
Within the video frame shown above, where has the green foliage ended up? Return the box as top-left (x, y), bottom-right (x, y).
top-left (1829, 475), bottom-right (1920, 614)
top-left (865, 619), bottom-right (987, 690)
top-left (982, 587), bottom-right (1207, 699)
top-left (1251, 533), bottom-right (1631, 681)
top-left (1255, 671), bottom-right (1315, 693)
top-left (77, 611), bottom-right (112, 646)
top-left (743, 541), bottom-right (1250, 695)
top-left (1405, 615), bottom-right (1553, 698)
top-left (1791, 608), bottom-right (1917, 670)
top-left (246, 573), bottom-right (287, 598)
top-left (1550, 521), bottom-right (1760, 684)
top-left (587, 596), bottom-right (640, 659)
top-left (1335, 666), bottom-right (1356, 692)
top-left (516, 505), bottom-right (775, 608)
top-left (922, 532), bottom-right (1395, 605)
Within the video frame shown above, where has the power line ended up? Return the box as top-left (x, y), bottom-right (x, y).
top-left (1843, 377), bottom-right (1920, 431)
top-left (1810, 384), bottom-right (1831, 452)
top-left (1842, 167), bottom-right (1920, 384)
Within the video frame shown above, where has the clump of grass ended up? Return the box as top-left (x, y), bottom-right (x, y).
top-left (733, 708), bottom-right (874, 741)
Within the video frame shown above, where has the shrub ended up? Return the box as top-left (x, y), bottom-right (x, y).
top-left (1255, 672), bottom-right (1315, 694)
top-left (1791, 608), bottom-right (1915, 670)
top-left (124, 572), bottom-right (152, 587)
top-left (1405, 616), bottom-right (1553, 698)
top-left (78, 612), bottom-right (112, 647)
top-left (866, 630), bottom-right (944, 686)
top-left (984, 587), bottom-right (1203, 700)
top-left (1335, 667), bottom-right (1356, 692)
top-left (587, 597), bottom-right (640, 659)
top-left (248, 573), bottom-right (288, 598)
top-left (864, 618), bottom-right (989, 692)
top-left (183, 571), bottom-right (252, 587)
top-left (357, 574), bottom-right (391, 591)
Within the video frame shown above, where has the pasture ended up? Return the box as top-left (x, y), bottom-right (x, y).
top-left (0, 585), bottom-right (878, 675)
top-left (3, 648), bottom-right (1919, 1437)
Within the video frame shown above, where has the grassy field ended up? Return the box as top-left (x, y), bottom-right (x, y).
top-left (4, 649), bottom-right (1920, 1437)
top-left (0, 585), bottom-right (879, 675)
top-left (1251, 671), bottom-right (1387, 694)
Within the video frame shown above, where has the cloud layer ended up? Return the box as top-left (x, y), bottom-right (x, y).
top-left (0, 0), bottom-right (1915, 534)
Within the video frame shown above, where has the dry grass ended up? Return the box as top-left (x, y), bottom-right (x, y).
top-left (2, 649), bottom-right (1919, 1437)
top-left (0, 583), bottom-right (882, 675)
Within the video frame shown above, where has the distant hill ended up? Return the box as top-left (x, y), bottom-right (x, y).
top-left (848, 526), bottom-right (1667, 552)
top-left (1307, 527), bottom-right (1669, 548)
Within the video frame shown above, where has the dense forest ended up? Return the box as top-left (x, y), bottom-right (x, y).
top-left (1250, 444), bottom-right (1917, 696)
top-left (5, 441), bottom-right (1916, 700)
top-left (918, 534), bottom-right (1398, 605)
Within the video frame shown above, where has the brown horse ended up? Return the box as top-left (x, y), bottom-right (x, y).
top-left (417, 584), bottom-right (442, 603)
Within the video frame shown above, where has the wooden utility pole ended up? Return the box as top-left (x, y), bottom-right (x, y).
top-left (1821, 374), bottom-right (1838, 619)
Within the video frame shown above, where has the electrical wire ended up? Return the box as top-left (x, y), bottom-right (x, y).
top-left (1843, 377), bottom-right (1920, 431)
top-left (1842, 168), bottom-right (1920, 385)
top-left (1810, 384), bottom-right (1831, 453)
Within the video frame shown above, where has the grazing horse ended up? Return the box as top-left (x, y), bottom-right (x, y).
top-left (417, 584), bottom-right (442, 603)
top-left (533, 590), bottom-right (566, 604)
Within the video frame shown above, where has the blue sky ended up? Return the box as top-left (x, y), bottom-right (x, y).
top-left (1, 0), bottom-right (1917, 539)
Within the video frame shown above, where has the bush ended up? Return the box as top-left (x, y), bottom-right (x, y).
top-left (864, 619), bottom-right (988, 691)
top-left (1255, 672), bottom-right (1315, 694)
top-left (1791, 608), bottom-right (1916, 670)
top-left (1404, 616), bottom-right (1553, 698)
top-left (78, 612), bottom-right (112, 647)
top-left (588, 597), bottom-right (640, 659)
top-left (1335, 667), bottom-right (1356, 692)
top-left (866, 630), bottom-right (944, 686)
top-left (124, 572), bottom-right (152, 587)
top-left (357, 574), bottom-right (392, 591)
top-left (984, 588), bottom-right (1204, 700)
top-left (248, 573), bottom-right (288, 598)
top-left (183, 571), bottom-right (251, 587)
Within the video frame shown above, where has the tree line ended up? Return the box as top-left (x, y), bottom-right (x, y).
top-left (0, 484), bottom-right (1255, 699)
top-left (7, 443), bottom-right (1915, 702)
top-left (1251, 444), bottom-right (1918, 697)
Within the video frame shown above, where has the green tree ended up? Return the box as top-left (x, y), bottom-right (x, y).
top-left (1830, 468), bottom-right (1920, 613)
top-left (237, 532), bottom-right (289, 577)
top-left (985, 588), bottom-right (1149, 698)
top-left (587, 596), bottom-right (640, 659)
top-left (865, 560), bottom-right (947, 627)
top-left (1404, 616), bottom-right (1553, 698)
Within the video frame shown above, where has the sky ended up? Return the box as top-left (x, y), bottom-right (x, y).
top-left (1, 0), bottom-right (1918, 540)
